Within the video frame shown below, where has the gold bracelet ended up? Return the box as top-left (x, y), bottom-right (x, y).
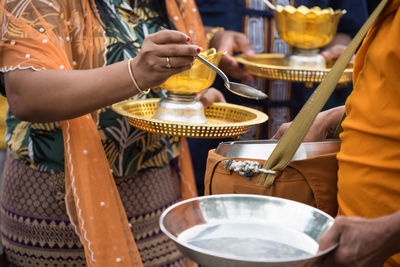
top-left (127, 58), bottom-right (150, 95)
top-left (205, 27), bottom-right (224, 49)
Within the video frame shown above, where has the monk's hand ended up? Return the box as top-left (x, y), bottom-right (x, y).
top-left (131, 29), bottom-right (200, 90)
top-left (196, 87), bottom-right (226, 108)
top-left (320, 33), bottom-right (352, 61)
top-left (321, 44), bottom-right (347, 61)
top-left (272, 106), bottom-right (345, 142)
top-left (320, 33), bottom-right (355, 89)
top-left (321, 33), bottom-right (354, 67)
top-left (209, 29), bottom-right (255, 82)
top-left (318, 212), bottom-right (400, 267)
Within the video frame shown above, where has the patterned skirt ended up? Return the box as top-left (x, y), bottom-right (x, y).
top-left (0, 151), bottom-right (185, 266)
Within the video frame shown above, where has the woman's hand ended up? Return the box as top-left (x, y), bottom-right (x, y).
top-left (5, 30), bottom-right (201, 122)
top-left (318, 211), bottom-right (400, 266)
top-left (209, 29), bottom-right (255, 82)
top-left (131, 30), bottom-right (201, 91)
top-left (196, 87), bottom-right (226, 108)
top-left (272, 106), bottom-right (345, 142)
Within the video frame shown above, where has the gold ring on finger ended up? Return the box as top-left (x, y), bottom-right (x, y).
top-left (166, 57), bottom-right (172, 69)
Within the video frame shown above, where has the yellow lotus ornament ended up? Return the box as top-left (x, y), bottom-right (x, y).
top-left (275, 5), bottom-right (346, 49)
top-left (274, 5), bottom-right (346, 69)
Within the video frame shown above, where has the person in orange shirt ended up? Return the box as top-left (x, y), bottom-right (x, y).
top-left (274, 0), bottom-right (400, 265)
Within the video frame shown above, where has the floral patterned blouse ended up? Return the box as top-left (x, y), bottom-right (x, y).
top-left (3, 0), bottom-right (179, 176)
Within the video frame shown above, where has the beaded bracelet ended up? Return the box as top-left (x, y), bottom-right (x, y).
top-left (205, 27), bottom-right (224, 49)
top-left (127, 58), bottom-right (150, 95)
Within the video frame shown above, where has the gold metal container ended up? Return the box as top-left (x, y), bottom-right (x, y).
top-left (275, 5), bottom-right (346, 49)
top-left (274, 5), bottom-right (346, 69)
top-left (112, 99), bottom-right (268, 138)
top-left (161, 48), bottom-right (225, 93)
top-left (235, 53), bottom-right (353, 85)
top-left (153, 49), bottom-right (225, 123)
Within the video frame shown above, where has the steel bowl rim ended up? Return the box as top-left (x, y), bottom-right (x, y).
top-left (160, 194), bottom-right (338, 264)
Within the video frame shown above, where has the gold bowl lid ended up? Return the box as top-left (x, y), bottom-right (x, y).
top-left (274, 5), bottom-right (346, 49)
top-left (161, 48), bottom-right (225, 94)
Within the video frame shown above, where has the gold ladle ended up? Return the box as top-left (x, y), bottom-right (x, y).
top-left (195, 55), bottom-right (268, 100)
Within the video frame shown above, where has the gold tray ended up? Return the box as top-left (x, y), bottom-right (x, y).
top-left (112, 99), bottom-right (268, 138)
top-left (235, 53), bottom-right (353, 84)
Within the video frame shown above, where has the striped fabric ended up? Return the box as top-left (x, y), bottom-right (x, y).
top-left (1, 151), bottom-right (184, 266)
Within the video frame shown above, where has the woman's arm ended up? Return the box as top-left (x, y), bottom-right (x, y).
top-left (4, 30), bottom-right (200, 122)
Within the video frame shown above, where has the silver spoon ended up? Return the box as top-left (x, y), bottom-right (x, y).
top-left (263, 0), bottom-right (276, 10)
top-left (195, 55), bottom-right (268, 100)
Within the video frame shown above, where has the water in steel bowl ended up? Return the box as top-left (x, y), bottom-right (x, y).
top-left (178, 221), bottom-right (318, 260)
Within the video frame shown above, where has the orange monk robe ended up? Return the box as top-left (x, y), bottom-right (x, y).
top-left (337, 0), bottom-right (400, 265)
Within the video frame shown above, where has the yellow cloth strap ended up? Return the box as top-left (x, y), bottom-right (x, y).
top-left (257, 0), bottom-right (390, 186)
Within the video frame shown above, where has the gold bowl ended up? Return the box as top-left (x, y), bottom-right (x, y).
top-left (235, 53), bottom-right (353, 84)
top-left (161, 48), bottom-right (225, 94)
top-left (112, 99), bottom-right (268, 138)
top-left (274, 5), bottom-right (346, 49)
top-left (154, 48), bottom-right (225, 123)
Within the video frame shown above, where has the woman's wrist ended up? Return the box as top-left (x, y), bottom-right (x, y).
top-left (127, 59), bottom-right (150, 95)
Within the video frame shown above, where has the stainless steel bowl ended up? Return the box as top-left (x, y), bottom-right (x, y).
top-left (152, 92), bottom-right (206, 123)
top-left (160, 194), bottom-right (336, 267)
top-left (286, 48), bottom-right (327, 69)
top-left (215, 139), bottom-right (340, 160)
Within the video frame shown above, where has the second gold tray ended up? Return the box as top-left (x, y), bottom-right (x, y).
top-left (235, 53), bottom-right (353, 84)
top-left (112, 99), bottom-right (268, 138)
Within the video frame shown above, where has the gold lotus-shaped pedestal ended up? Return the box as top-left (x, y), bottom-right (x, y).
top-left (153, 49), bottom-right (225, 123)
top-left (275, 5), bottom-right (346, 49)
top-left (274, 5), bottom-right (346, 69)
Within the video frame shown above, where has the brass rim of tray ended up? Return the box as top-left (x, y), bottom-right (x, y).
top-left (112, 99), bottom-right (268, 138)
top-left (235, 53), bottom-right (353, 83)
